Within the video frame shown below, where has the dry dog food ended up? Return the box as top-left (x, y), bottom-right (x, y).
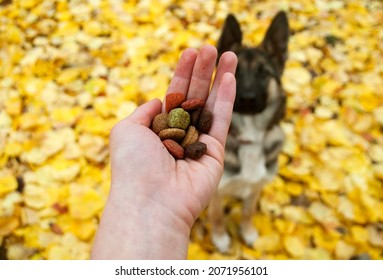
top-left (162, 139), bottom-right (185, 159)
top-left (168, 108), bottom-right (190, 130)
top-left (181, 126), bottom-right (198, 147)
top-left (159, 128), bottom-right (186, 141)
top-left (151, 94), bottom-right (213, 160)
top-left (152, 112), bottom-right (168, 134)
top-left (185, 142), bottom-right (207, 159)
top-left (197, 109), bottom-right (213, 133)
top-left (181, 98), bottom-right (205, 111)
top-left (165, 93), bottom-right (185, 113)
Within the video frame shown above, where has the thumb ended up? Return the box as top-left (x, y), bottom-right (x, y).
top-left (126, 98), bottom-right (162, 127)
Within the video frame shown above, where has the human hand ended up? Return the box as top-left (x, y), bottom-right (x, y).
top-left (91, 45), bottom-right (237, 259)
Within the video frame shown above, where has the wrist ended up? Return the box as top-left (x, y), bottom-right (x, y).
top-left (92, 184), bottom-right (191, 259)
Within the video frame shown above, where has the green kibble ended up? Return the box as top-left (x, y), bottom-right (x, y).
top-left (168, 108), bottom-right (190, 130)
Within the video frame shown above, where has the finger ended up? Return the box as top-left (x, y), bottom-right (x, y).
top-left (126, 98), bottom-right (162, 127)
top-left (205, 51), bottom-right (237, 111)
top-left (186, 45), bottom-right (217, 100)
top-left (208, 72), bottom-right (236, 146)
top-left (164, 48), bottom-right (198, 111)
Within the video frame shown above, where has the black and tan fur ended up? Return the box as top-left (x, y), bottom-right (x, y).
top-left (209, 12), bottom-right (289, 253)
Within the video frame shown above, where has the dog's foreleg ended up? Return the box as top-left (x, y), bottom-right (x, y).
top-left (208, 193), bottom-right (231, 253)
top-left (240, 182), bottom-right (264, 247)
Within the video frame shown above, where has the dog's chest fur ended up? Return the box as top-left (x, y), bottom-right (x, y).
top-left (220, 105), bottom-right (284, 198)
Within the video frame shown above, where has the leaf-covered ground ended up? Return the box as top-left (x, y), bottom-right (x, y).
top-left (1, 0), bottom-right (383, 260)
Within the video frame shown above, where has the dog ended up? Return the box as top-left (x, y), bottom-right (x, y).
top-left (208, 11), bottom-right (289, 253)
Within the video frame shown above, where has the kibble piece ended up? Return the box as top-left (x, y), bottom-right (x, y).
top-left (197, 109), bottom-right (213, 133)
top-left (159, 128), bottom-right (186, 141)
top-left (181, 126), bottom-right (199, 147)
top-left (165, 93), bottom-right (185, 113)
top-left (185, 142), bottom-right (207, 160)
top-left (152, 112), bottom-right (169, 134)
top-left (190, 108), bottom-right (202, 126)
top-left (168, 108), bottom-right (190, 130)
top-left (163, 139), bottom-right (185, 159)
top-left (181, 98), bottom-right (205, 111)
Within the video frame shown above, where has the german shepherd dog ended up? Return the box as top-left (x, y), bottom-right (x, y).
top-left (208, 12), bottom-right (289, 253)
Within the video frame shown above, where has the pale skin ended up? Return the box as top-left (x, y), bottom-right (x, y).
top-left (91, 45), bottom-right (237, 259)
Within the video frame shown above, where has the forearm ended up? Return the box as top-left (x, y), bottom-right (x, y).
top-left (91, 188), bottom-right (191, 260)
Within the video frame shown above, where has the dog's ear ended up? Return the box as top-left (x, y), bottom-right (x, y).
top-left (217, 14), bottom-right (242, 60)
top-left (261, 11), bottom-right (289, 75)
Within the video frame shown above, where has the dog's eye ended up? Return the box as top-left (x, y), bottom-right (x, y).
top-left (257, 65), bottom-right (268, 78)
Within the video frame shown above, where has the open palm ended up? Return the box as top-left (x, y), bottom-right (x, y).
top-left (92, 46), bottom-right (237, 259)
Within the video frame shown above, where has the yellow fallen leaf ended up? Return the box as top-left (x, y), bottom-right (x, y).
top-left (6, 243), bottom-right (36, 260)
top-left (76, 111), bottom-right (115, 135)
top-left (373, 163), bottom-right (383, 180)
top-left (20, 207), bottom-right (39, 226)
top-left (315, 105), bottom-right (334, 119)
top-left (373, 106), bottom-right (383, 126)
top-left (115, 101), bottom-right (138, 121)
top-left (342, 152), bottom-right (370, 174)
top-left (21, 149), bottom-right (48, 165)
top-left (283, 236), bottom-right (305, 258)
top-left (0, 174), bottom-right (18, 197)
top-left (282, 206), bottom-right (314, 224)
top-left (254, 234), bottom-right (281, 253)
top-left (368, 226), bottom-right (383, 248)
top-left (335, 240), bottom-right (356, 260)
top-left (350, 225), bottom-right (369, 244)
top-left (253, 213), bottom-right (275, 236)
top-left (274, 218), bottom-right (297, 236)
top-left (41, 131), bottom-right (66, 158)
top-left (187, 242), bottom-right (211, 260)
top-left (68, 188), bottom-right (104, 220)
top-left (46, 233), bottom-right (90, 260)
top-left (320, 120), bottom-right (352, 146)
top-left (314, 166), bottom-right (345, 192)
top-left (0, 216), bottom-right (19, 236)
top-left (4, 96), bottom-right (22, 116)
top-left (78, 134), bottom-right (108, 163)
top-left (283, 66), bottom-right (312, 88)
top-left (338, 196), bottom-right (367, 223)
top-left (57, 214), bottom-right (97, 241)
top-left (304, 247), bottom-right (332, 260)
top-left (299, 121), bottom-right (327, 153)
top-left (308, 201), bottom-right (339, 229)
top-left (4, 141), bottom-right (23, 158)
top-left (360, 193), bottom-right (383, 222)
top-left (23, 182), bottom-right (61, 210)
top-left (51, 107), bottom-right (82, 127)
top-left (368, 144), bottom-right (383, 163)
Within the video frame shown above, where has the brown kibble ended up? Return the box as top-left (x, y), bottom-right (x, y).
top-left (185, 142), bottom-right (207, 160)
top-left (190, 108), bottom-right (202, 126)
top-left (159, 128), bottom-right (186, 141)
top-left (181, 126), bottom-right (199, 147)
top-left (181, 98), bottom-right (205, 111)
top-left (165, 93), bottom-right (185, 113)
top-left (197, 109), bottom-right (213, 133)
top-left (162, 139), bottom-right (185, 159)
top-left (152, 112), bottom-right (169, 134)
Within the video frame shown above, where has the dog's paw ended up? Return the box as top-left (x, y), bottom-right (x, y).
top-left (241, 226), bottom-right (259, 247)
top-left (212, 232), bottom-right (231, 253)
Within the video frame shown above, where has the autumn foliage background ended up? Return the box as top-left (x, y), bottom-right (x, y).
top-left (1, 0), bottom-right (383, 260)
